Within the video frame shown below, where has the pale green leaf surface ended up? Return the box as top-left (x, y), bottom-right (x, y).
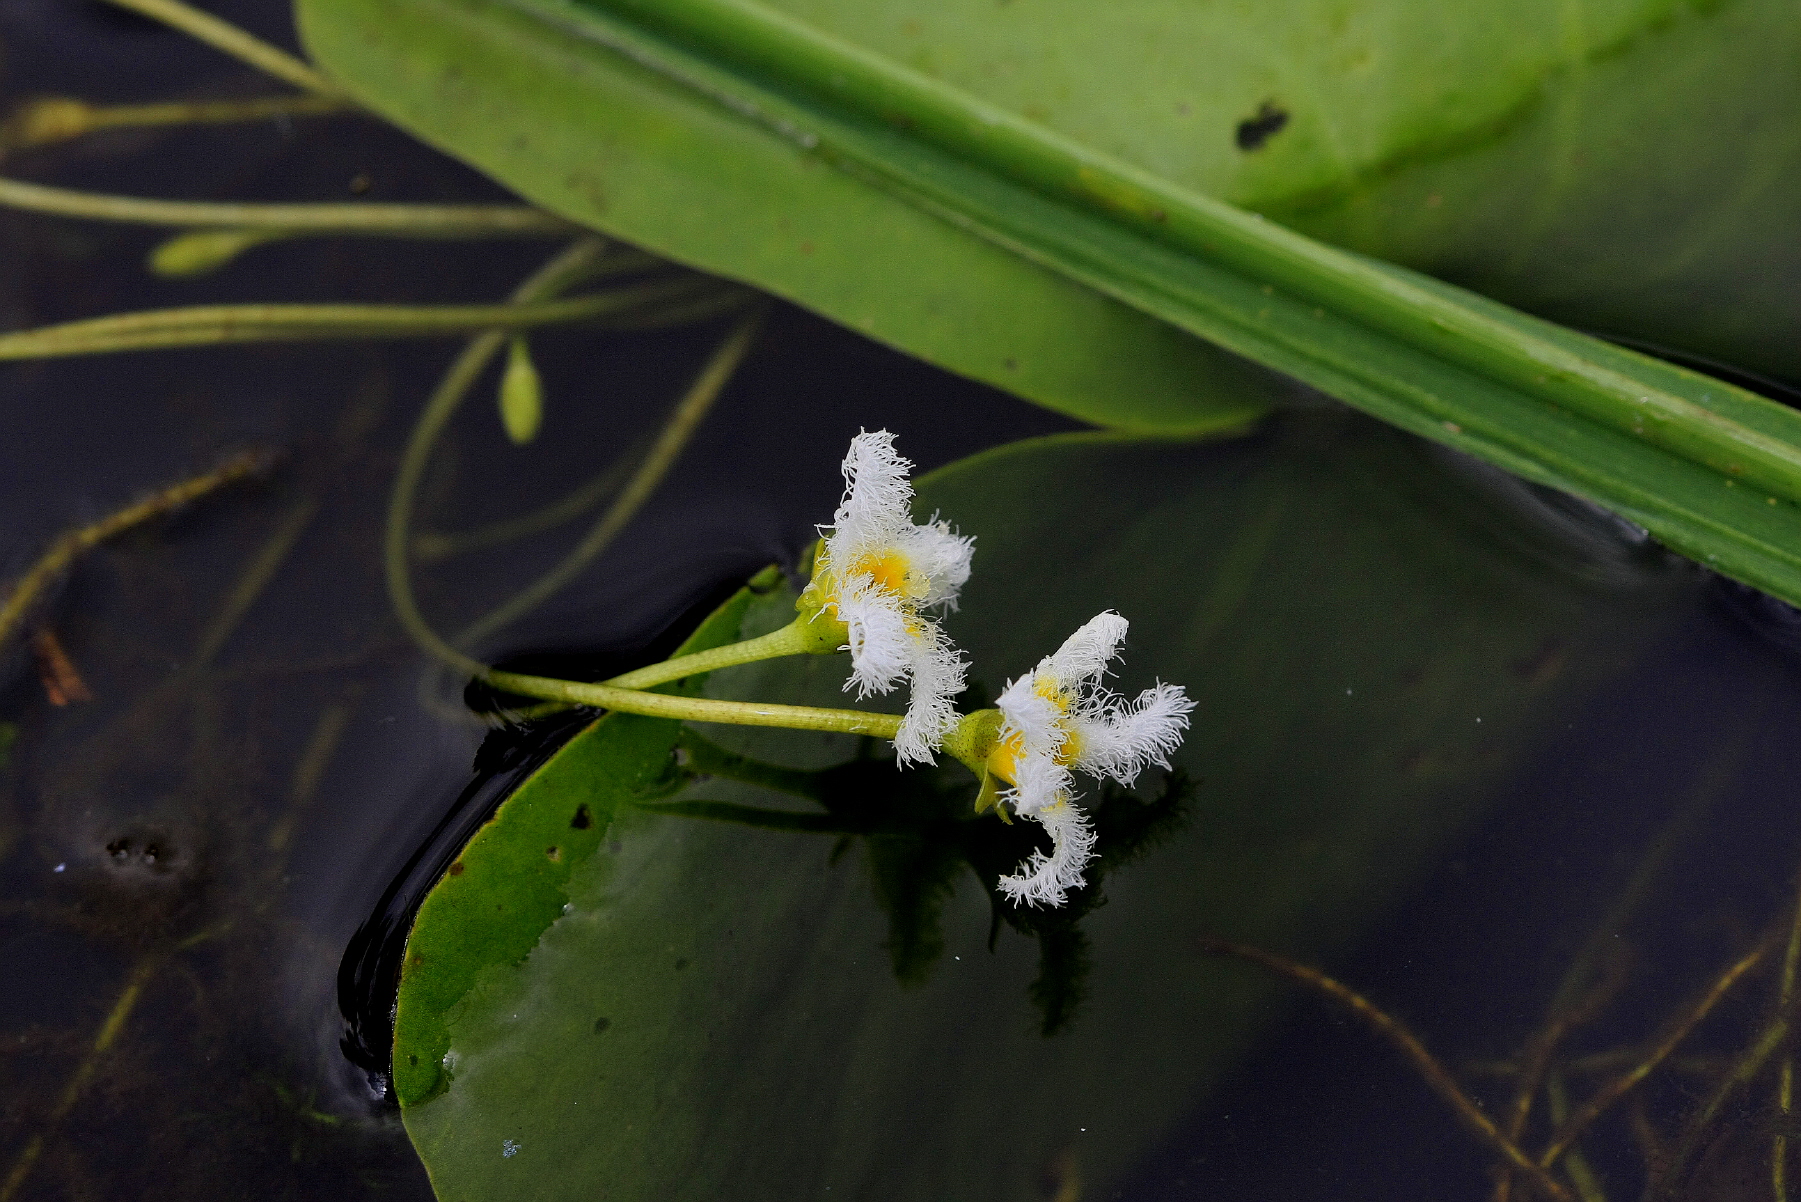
top-left (294, 0), bottom-right (1286, 433)
top-left (745, 0), bottom-right (1801, 378)
top-left (298, 0), bottom-right (1801, 614)
top-left (395, 416), bottom-right (1697, 1201)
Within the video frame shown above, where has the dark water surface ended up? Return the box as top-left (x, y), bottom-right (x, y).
top-left (5, 5), bottom-right (1801, 1200)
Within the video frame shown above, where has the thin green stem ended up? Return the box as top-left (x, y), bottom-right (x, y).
top-left (411, 438), bottom-right (645, 562)
top-left (450, 305), bottom-right (765, 650)
top-left (384, 239), bottom-right (615, 679)
top-left (1544, 1072), bottom-right (1607, 1202)
top-left (3, 95), bottom-right (352, 152)
top-left (0, 278), bottom-right (727, 359)
top-left (96, 0), bottom-right (346, 96)
top-left (0, 175), bottom-right (574, 235)
top-left (485, 668), bottom-right (902, 738)
top-left (602, 613), bottom-right (812, 691)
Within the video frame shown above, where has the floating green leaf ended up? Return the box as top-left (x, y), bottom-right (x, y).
top-left (393, 416), bottom-right (1701, 1201)
top-left (297, 0), bottom-right (1801, 608)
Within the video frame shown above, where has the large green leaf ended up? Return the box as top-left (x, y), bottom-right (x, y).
top-left (297, 0), bottom-right (1801, 612)
top-left (293, 0), bottom-right (1288, 434)
top-left (392, 416), bottom-right (1698, 1201)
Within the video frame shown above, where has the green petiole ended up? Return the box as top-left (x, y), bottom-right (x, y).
top-left (601, 614), bottom-right (844, 690)
top-left (484, 668), bottom-right (903, 739)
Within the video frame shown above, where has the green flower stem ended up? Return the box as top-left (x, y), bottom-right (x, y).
top-left (602, 614), bottom-right (837, 690)
top-left (4, 95), bottom-right (353, 152)
top-left (0, 175), bottom-right (575, 235)
top-left (594, 0), bottom-right (1801, 509)
top-left (940, 708), bottom-right (1003, 779)
top-left (485, 668), bottom-right (904, 738)
top-left (97, 0), bottom-right (347, 96)
top-left (0, 277), bottom-right (729, 360)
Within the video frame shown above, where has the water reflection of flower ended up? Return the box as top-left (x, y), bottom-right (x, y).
top-left (645, 730), bottom-right (1194, 1036)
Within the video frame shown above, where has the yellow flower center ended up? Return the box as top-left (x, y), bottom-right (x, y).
top-left (847, 549), bottom-right (914, 599)
top-left (984, 720), bottom-right (1079, 787)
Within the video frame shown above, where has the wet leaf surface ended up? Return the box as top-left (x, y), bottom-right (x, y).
top-left (395, 413), bottom-right (1701, 1200)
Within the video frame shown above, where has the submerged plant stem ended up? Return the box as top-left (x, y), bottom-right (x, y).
top-left (1194, 937), bottom-right (1574, 1202)
top-left (0, 175), bottom-right (574, 236)
top-left (1539, 935), bottom-right (1773, 1171)
top-left (0, 279), bottom-right (727, 359)
top-left (0, 450), bottom-right (265, 656)
top-left (1543, 1072), bottom-right (1607, 1202)
top-left (450, 305), bottom-right (765, 650)
top-left (385, 239), bottom-right (616, 680)
top-left (1655, 1016), bottom-right (1790, 1200)
top-left (3, 94), bottom-right (352, 151)
top-left (97, 0), bottom-right (345, 95)
top-left (0, 955), bottom-right (161, 1202)
top-left (1774, 859), bottom-right (1801, 1202)
top-left (411, 439), bottom-right (645, 562)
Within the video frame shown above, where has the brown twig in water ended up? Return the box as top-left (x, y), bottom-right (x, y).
top-left (1194, 936), bottom-right (1574, 1202)
top-left (0, 450), bottom-right (268, 656)
top-left (1538, 934), bottom-right (1774, 1171)
top-left (30, 630), bottom-right (92, 705)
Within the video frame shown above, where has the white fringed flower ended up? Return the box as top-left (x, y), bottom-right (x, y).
top-left (803, 430), bottom-right (974, 766)
top-left (991, 611), bottom-right (1194, 907)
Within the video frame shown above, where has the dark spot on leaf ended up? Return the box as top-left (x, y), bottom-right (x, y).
top-left (674, 958), bottom-right (688, 971)
top-left (593, 1017), bottom-right (611, 1035)
top-left (1235, 100), bottom-right (1289, 151)
top-left (571, 804), bottom-right (592, 830)
top-left (545, 845), bottom-right (561, 861)
top-left (448, 862), bottom-right (464, 876)
top-left (408, 1054), bottom-right (418, 1066)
